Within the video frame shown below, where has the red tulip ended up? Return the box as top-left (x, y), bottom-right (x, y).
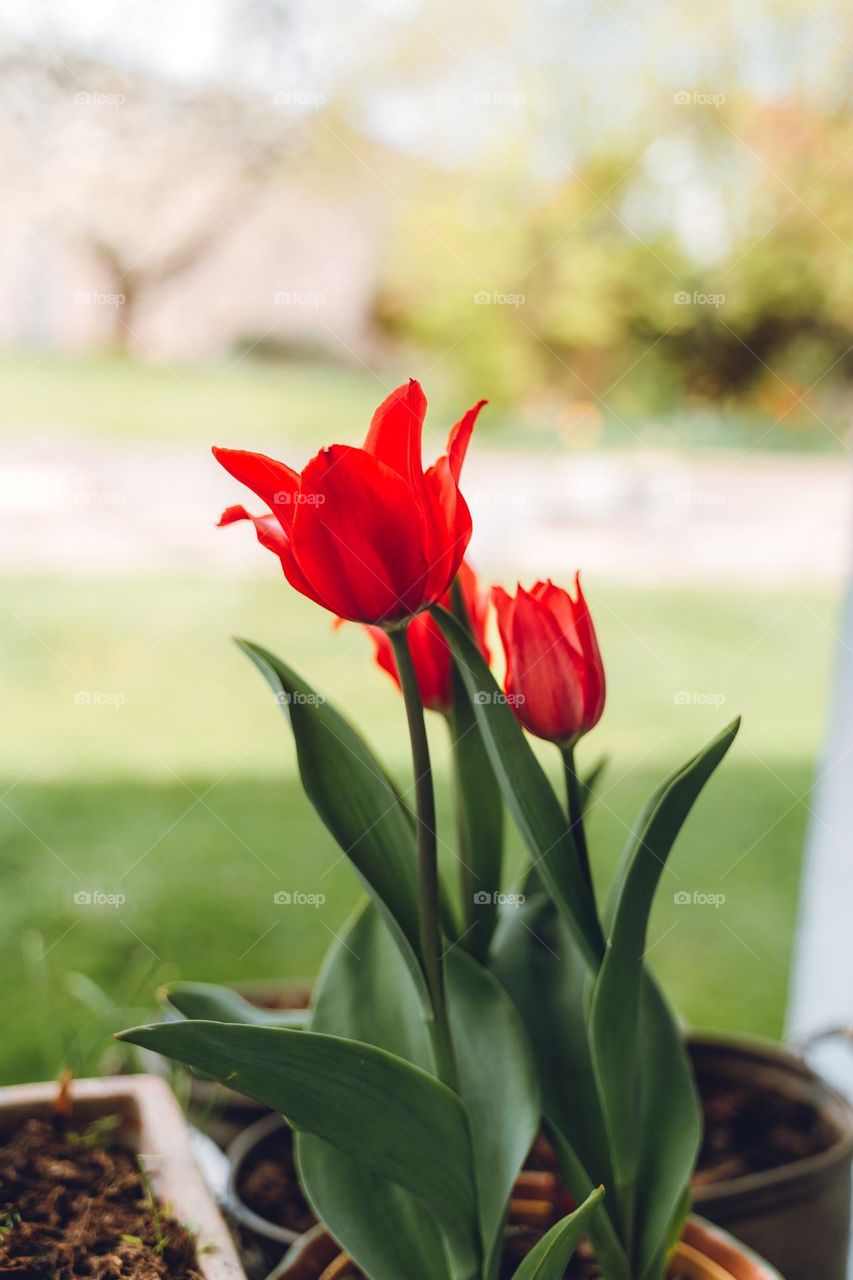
top-left (365, 561), bottom-right (490, 713)
top-left (491, 575), bottom-right (605, 745)
top-left (213, 380), bottom-right (486, 626)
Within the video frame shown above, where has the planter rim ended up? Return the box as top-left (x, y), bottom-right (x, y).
top-left (226, 1109), bottom-right (303, 1246)
top-left (683, 1216), bottom-right (785, 1279)
top-left (689, 1030), bottom-right (853, 1205)
top-left (275, 1216), bottom-right (782, 1280)
top-left (0, 1074), bottom-right (247, 1280)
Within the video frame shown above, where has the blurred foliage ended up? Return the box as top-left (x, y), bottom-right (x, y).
top-left (369, 100), bottom-right (853, 445)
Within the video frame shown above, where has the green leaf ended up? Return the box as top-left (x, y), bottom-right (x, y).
top-left (446, 948), bottom-right (540, 1280)
top-left (431, 607), bottom-right (604, 969)
top-left (589, 720), bottom-right (739, 1242)
top-left (633, 978), bottom-right (699, 1280)
top-left (236, 639), bottom-right (429, 1006)
top-left (491, 895), bottom-right (629, 1280)
top-left (163, 981), bottom-right (308, 1028)
top-left (510, 1187), bottom-right (605, 1280)
top-left (447, 673), bottom-right (504, 962)
top-left (298, 903), bottom-right (454, 1280)
top-left (117, 1019), bottom-right (478, 1262)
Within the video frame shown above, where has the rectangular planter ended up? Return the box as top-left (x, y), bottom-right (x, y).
top-left (0, 1074), bottom-right (248, 1280)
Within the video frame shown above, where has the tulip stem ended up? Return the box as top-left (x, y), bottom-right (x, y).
top-left (390, 626), bottom-right (458, 1091)
top-left (563, 745), bottom-right (594, 896)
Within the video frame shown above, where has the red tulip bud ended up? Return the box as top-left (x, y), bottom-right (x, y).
top-left (492, 574), bottom-right (605, 745)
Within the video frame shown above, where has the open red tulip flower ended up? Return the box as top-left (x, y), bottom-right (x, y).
top-left (213, 380), bottom-right (486, 627)
top-left (492, 574), bottom-right (605, 745)
top-left (366, 561), bottom-right (490, 714)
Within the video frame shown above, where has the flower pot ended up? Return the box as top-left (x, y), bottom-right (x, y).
top-left (227, 1117), bottom-right (565, 1277)
top-left (0, 1074), bottom-right (247, 1280)
top-left (269, 1217), bottom-right (782, 1280)
top-left (226, 1111), bottom-right (317, 1277)
top-left (689, 1032), bottom-right (853, 1280)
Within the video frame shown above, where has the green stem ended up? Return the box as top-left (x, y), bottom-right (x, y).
top-left (390, 627), bottom-right (458, 1090)
top-left (563, 744), bottom-right (593, 896)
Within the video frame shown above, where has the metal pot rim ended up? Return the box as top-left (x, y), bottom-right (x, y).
top-left (226, 1111), bottom-right (301, 1246)
top-left (689, 1030), bottom-right (853, 1207)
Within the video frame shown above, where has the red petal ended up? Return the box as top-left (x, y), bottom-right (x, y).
top-left (362, 380), bottom-right (428, 492)
top-left (290, 445), bottom-right (430, 624)
top-left (510, 588), bottom-right (587, 743)
top-left (216, 504), bottom-right (289, 557)
top-left (212, 447), bottom-right (300, 529)
top-left (446, 400), bottom-right (486, 483)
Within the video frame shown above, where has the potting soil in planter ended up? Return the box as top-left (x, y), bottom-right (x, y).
top-left (237, 1123), bottom-right (316, 1235)
top-left (695, 1074), bottom-right (836, 1184)
top-left (0, 1116), bottom-right (204, 1279)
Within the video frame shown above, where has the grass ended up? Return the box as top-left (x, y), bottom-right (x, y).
top-left (0, 348), bottom-right (844, 452)
top-left (0, 571), bottom-right (839, 1082)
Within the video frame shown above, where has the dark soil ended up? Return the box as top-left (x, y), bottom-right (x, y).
top-left (695, 1076), bottom-right (837, 1185)
top-left (236, 1124), bottom-right (315, 1234)
top-left (0, 1117), bottom-right (204, 1279)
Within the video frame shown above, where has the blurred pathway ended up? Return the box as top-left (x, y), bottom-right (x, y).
top-left (3, 438), bottom-right (850, 585)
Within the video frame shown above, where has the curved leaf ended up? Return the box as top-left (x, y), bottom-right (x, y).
top-left (236, 639), bottom-right (429, 1007)
top-left (447, 676), bottom-right (504, 962)
top-left (589, 720), bottom-right (739, 1247)
top-left (117, 1018), bottom-right (478, 1261)
top-left (164, 981), bottom-right (308, 1028)
top-left (510, 1187), bottom-right (605, 1280)
top-left (491, 896), bottom-right (629, 1280)
top-left (299, 903), bottom-right (453, 1280)
top-left (431, 607), bottom-right (604, 969)
top-left (446, 948), bottom-right (540, 1280)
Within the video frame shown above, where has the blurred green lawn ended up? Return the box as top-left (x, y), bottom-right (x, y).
top-left (0, 570), bottom-right (837, 1082)
top-left (0, 350), bottom-right (840, 452)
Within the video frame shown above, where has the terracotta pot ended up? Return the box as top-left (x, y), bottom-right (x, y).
top-left (0, 1074), bottom-right (247, 1280)
top-left (270, 1217), bottom-right (782, 1280)
top-left (690, 1032), bottom-right (853, 1280)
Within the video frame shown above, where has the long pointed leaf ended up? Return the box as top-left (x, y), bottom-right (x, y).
top-left (236, 639), bottom-right (430, 1006)
top-left (431, 607), bottom-right (604, 969)
top-left (164, 981), bottom-right (308, 1028)
top-left (446, 949), bottom-right (540, 1280)
top-left (510, 1187), bottom-right (605, 1280)
top-left (589, 720), bottom-right (739, 1240)
top-left (299, 903), bottom-right (454, 1280)
top-left (117, 1019), bottom-right (478, 1260)
top-left (448, 674), bottom-right (504, 962)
